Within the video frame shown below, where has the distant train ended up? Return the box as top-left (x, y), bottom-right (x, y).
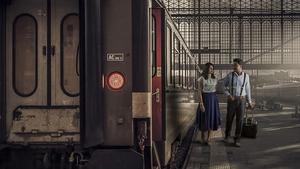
top-left (254, 81), bottom-right (300, 110)
top-left (0, 0), bottom-right (200, 169)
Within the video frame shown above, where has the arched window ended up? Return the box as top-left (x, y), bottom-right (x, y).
top-left (220, 21), bottom-right (230, 64)
top-left (262, 21), bottom-right (272, 64)
top-left (61, 14), bottom-right (80, 96)
top-left (13, 14), bottom-right (38, 97)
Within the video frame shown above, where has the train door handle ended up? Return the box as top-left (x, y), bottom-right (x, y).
top-left (152, 88), bottom-right (160, 103)
top-left (42, 46), bottom-right (55, 56)
top-left (51, 46), bottom-right (55, 56)
top-left (43, 46), bottom-right (47, 56)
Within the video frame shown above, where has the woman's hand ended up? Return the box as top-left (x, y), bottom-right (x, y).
top-left (200, 103), bottom-right (205, 112)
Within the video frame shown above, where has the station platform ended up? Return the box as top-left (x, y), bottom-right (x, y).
top-left (185, 103), bottom-right (300, 169)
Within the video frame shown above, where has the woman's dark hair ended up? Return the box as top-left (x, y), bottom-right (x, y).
top-left (202, 62), bottom-right (216, 80)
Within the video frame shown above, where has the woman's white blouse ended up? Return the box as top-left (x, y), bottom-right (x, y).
top-left (197, 76), bottom-right (217, 93)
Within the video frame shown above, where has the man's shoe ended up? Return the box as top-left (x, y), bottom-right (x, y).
top-left (234, 140), bottom-right (241, 147)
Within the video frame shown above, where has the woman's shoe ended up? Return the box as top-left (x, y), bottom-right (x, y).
top-left (223, 137), bottom-right (229, 144)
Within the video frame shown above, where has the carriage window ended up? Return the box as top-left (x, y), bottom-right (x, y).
top-left (166, 26), bottom-right (172, 86)
top-left (194, 56), bottom-right (199, 89)
top-left (174, 36), bottom-right (180, 87)
top-left (186, 51), bottom-right (189, 89)
top-left (13, 14), bottom-right (37, 96)
top-left (191, 57), bottom-right (194, 89)
top-left (194, 62), bottom-right (197, 89)
top-left (183, 50), bottom-right (187, 88)
top-left (187, 56), bottom-right (191, 89)
top-left (152, 16), bottom-right (156, 77)
top-left (185, 52), bottom-right (190, 88)
top-left (61, 14), bottom-right (79, 96)
top-left (186, 54), bottom-right (189, 89)
top-left (180, 45), bottom-right (184, 88)
top-left (192, 58), bottom-right (196, 89)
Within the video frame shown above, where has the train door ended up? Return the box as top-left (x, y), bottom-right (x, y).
top-left (6, 0), bottom-right (47, 129)
top-left (152, 8), bottom-right (164, 141)
top-left (6, 0), bottom-right (79, 143)
top-left (51, 0), bottom-right (79, 105)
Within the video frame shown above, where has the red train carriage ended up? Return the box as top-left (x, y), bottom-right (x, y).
top-left (152, 2), bottom-right (200, 166)
top-left (0, 0), bottom-right (200, 168)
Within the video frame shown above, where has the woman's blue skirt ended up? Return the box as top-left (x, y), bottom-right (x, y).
top-left (197, 92), bottom-right (221, 131)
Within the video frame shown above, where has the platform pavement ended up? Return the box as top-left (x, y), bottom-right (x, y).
top-left (185, 103), bottom-right (300, 169)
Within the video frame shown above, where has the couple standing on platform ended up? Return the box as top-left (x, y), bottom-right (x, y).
top-left (197, 58), bottom-right (254, 147)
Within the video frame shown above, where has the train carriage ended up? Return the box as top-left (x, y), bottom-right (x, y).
top-left (152, 2), bottom-right (200, 166)
top-left (0, 0), bottom-right (200, 168)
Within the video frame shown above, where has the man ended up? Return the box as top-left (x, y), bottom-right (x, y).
top-left (223, 58), bottom-right (254, 147)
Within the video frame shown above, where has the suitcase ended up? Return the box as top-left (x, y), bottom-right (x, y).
top-left (241, 108), bottom-right (258, 138)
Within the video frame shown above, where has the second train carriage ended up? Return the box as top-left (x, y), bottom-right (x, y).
top-left (152, 2), bottom-right (200, 165)
top-left (0, 0), bottom-right (200, 168)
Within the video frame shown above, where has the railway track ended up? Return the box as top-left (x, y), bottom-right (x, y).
top-left (168, 125), bottom-right (198, 169)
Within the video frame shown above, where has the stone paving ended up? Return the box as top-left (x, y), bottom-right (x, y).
top-left (185, 103), bottom-right (300, 169)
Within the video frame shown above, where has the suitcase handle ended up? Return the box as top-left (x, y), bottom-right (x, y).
top-left (245, 104), bottom-right (255, 120)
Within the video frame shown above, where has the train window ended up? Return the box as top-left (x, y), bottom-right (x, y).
top-left (190, 57), bottom-right (194, 89)
top-left (183, 50), bottom-right (187, 88)
top-left (166, 26), bottom-right (172, 86)
top-left (61, 14), bottom-right (80, 96)
top-left (180, 45), bottom-right (184, 88)
top-left (188, 57), bottom-right (192, 89)
top-left (187, 54), bottom-right (191, 89)
top-left (185, 52), bottom-right (188, 89)
top-left (13, 14), bottom-right (37, 96)
top-left (194, 56), bottom-right (199, 89)
top-left (194, 63), bottom-right (197, 89)
top-left (171, 34), bottom-right (176, 86)
top-left (174, 36), bottom-right (180, 87)
top-left (185, 52), bottom-right (190, 88)
top-left (152, 16), bottom-right (156, 77)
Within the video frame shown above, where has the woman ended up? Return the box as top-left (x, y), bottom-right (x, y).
top-left (197, 62), bottom-right (221, 145)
